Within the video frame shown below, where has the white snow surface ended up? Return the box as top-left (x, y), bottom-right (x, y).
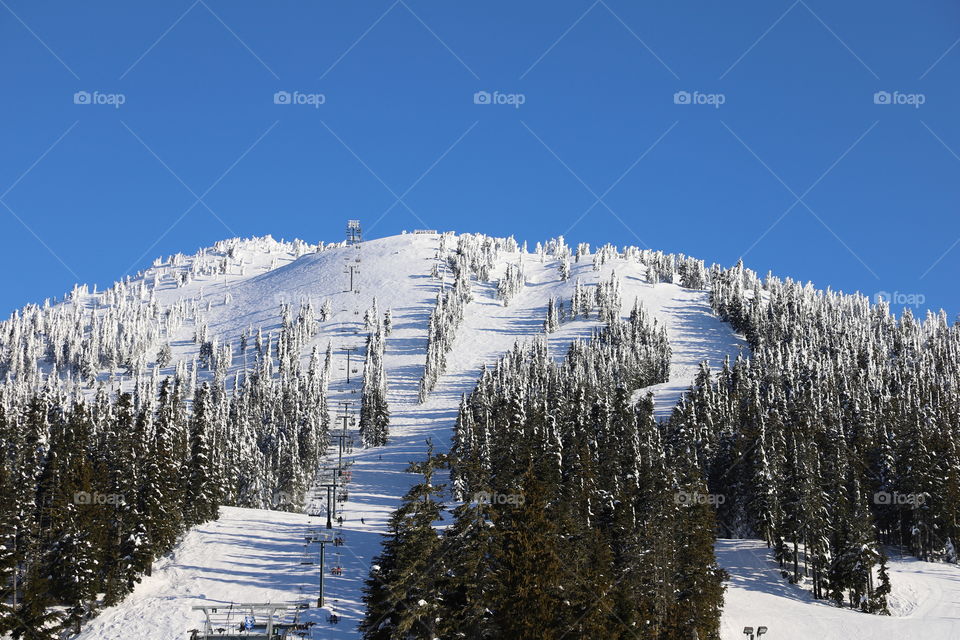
top-left (718, 538), bottom-right (960, 639)
top-left (68, 232), bottom-right (957, 639)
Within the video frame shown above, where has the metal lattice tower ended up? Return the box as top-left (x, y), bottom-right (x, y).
top-left (346, 220), bottom-right (362, 245)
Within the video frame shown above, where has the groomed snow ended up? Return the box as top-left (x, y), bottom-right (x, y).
top-left (718, 538), bottom-right (960, 639)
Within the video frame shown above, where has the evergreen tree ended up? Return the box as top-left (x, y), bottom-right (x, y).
top-left (360, 447), bottom-right (446, 639)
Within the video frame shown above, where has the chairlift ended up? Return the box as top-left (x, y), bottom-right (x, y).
top-left (328, 598), bottom-right (341, 624)
top-left (300, 544), bottom-right (315, 565)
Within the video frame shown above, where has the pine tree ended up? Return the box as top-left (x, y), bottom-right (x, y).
top-left (360, 447), bottom-right (446, 639)
top-left (186, 382), bottom-right (219, 526)
top-left (360, 327), bottom-right (390, 447)
top-left (488, 468), bottom-right (567, 640)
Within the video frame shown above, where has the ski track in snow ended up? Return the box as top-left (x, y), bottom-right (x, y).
top-left (72, 233), bottom-right (960, 639)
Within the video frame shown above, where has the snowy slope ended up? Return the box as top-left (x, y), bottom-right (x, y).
top-left (718, 539), bottom-right (960, 639)
top-left (66, 232), bottom-right (960, 640)
top-left (68, 232), bottom-right (748, 639)
top-left (74, 507), bottom-right (319, 639)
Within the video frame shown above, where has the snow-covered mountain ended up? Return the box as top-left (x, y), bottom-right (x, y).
top-left (4, 230), bottom-right (960, 640)
top-left (62, 231), bottom-right (743, 637)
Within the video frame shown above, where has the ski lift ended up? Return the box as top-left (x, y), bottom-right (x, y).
top-left (331, 566), bottom-right (343, 576)
top-left (328, 614), bottom-right (340, 624)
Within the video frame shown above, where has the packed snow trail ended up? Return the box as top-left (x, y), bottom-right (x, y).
top-left (76, 233), bottom-right (747, 639)
top-left (718, 538), bottom-right (960, 639)
top-left (74, 507), bottom-right (320, 639)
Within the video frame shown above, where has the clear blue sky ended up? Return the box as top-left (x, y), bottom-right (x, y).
top-left (1, 1), bottom-right (958, 319)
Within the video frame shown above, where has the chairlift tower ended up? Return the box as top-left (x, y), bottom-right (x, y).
top-left (340, 346), bottom-right (358, 384)
top-left (319, 480), bottom-right (337, 529)
top-left (344, 263), bottom-right (360, 292)
top-left (333, 400), bottom-right (355, 469)
top-left (346, 220), bottom-right (362, 245)
top-left (345, 220), bottom-right (362, 293)
top-left (305, 532), bottom-right (334, 608)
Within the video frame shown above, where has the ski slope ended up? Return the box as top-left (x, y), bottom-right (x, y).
top-left (69, 232), bottom-right (960, 639)
top-left (74, 507), bottom-right (319, 639)
top-left (718, 539), bottom-right (960, 639)
top-left (101, 228), bottom-right (960, 640)
top-left (69, 232), bottom-right (748, 639)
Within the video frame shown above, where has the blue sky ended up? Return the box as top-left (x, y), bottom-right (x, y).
top-left (1, 1), bottom-right (958, 319)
